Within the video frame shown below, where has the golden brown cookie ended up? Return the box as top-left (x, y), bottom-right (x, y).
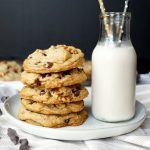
top-left (18, 104), bottom-right (88, 128)
top-left (0, 61), bottom-right (22, 81)
top-left (21, 99), bottom-right (84, 115)
top-left (19, 85), bottom-right (88, 104)
top-left (23, 45), bottom-right (84, 73)
top-left (21, 68), bottom-right (87, 88)
top-left (82, 60), bottom-right (92, 80)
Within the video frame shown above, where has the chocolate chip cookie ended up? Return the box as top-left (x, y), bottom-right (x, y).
top-left (18, 104), bottom-right (88, 128)
top-left (23, 45), bottom-right (84, 73)
top-left (19, 85), bottom-right (88, 104)
top-left (21, 99), bottom-right (84, 115)
top-left (0, 61), bottom-right (22, 81)
top-left (21, 68), bottom-right (87, 88)
top-left (82, 60), bottom-right (92, 80)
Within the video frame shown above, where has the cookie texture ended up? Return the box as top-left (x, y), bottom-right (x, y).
top-left (0, 61), bottom-right (22, 81)
top-left (19, 85), bottom-right (88, 104)
top-left (82, 60), bottom-right (92, 80)
top-left (23, 45), bottom-right (84, 73)
top-left (21, 99), bottom-right (84, 115)
top-left (21, 68), bottom-right (87, 88)
top-left (18, 105), bottom-right (88, 128)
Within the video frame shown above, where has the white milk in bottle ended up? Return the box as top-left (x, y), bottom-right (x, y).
top-left (92, 12), bottom-right (137, 122)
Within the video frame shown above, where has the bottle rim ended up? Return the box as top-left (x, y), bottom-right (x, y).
top-left (100, 12), bottom-right (131, 18)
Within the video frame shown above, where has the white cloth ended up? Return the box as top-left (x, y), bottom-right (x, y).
top-left (0, 81), bottom-right (150, 150)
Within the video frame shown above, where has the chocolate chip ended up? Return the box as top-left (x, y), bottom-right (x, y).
top-left (1, 96), bottom-right (9, 103)
top-left (40, 90), bottom-right (46, 95)
top-left (64, 118), bottom-right (70, 123)
top-left (43, 62), bottom-right (53, 68)
top-left (0, 109), bottom-right (2, 115)
top-left (28, 56), bottom-right (32, 59)
top-left (28, 100), bottom-right (35, 105)
top-left (19, 144), bottom-right (30, 150)
top-left (11, 136), bottom-right (19, 145)
top-left (7, 128), bottom-right (19, 145)
top-left (19, 139), bottom-right (29, 145)
top-left (34, 61), bottom-right (41, 65)
top-left (48, 91), bottom-right (52, 97)
top-left (72, 88), bottom-right (80, 97)
top-left (42, 53), bottom-right (47, 56)
top-left (32, 79), bottom-right (41, 87)
top-left (61, 70), bottom-right (71, 76)
top-left (74, 90), bottom-right (80, 97)
top-left (7, 128), bottom-right (18, 137)
top-left (36, 79), bottom-right (41, 86)
top-left (14, 69), bottom-right (18, 73)
top-left (47, 73), bottom-right (52, 76)
top-left (19, 139), bottom-right (30, 150)
top-left (41, 73), bottom-right (51, 78)
top-left (41, 74), bottom-right (47, 78)
top-left (76, 85), bottom-right (81, 90)
top-left (77, 68), bottom-right (83, 72)
top-left (58, 76), bottom-right (62, 79)
top-left (7, 65), bottom-right (11, 69)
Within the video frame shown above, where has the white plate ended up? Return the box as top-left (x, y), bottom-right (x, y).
top-left (3, 88), bottom-right (146, 141)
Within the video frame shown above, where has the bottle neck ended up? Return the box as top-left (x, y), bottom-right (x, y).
top-left (99, 12), bottom-right (131, 45)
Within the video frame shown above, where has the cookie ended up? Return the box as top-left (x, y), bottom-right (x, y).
top-left (0, 61), bottom-right (22, 81)
top-left (21, 99), bottom-right (84, 115)
top-left (18, 104), bottom-right (88, 128)
top-left (82, 60), bottom-right (92, 80)
top-left (23, 45), bottom-right (84, 73)
top-left (19, 85), bottom-right (88, 104)
top-left (21, 68), bottom-right (87, 88)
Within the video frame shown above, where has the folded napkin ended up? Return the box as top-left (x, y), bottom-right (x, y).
top-left (0, 81), bottom-right (150, 150)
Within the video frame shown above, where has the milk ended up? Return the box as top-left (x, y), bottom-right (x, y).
top-left (92, 42), bottom-right (137, 122)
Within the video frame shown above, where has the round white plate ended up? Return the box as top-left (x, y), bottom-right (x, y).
top-left (3, 88), bottom-right (146, 141)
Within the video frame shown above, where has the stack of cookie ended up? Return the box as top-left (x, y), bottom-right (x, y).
top-left (18, 45), bottom-right (89, 128)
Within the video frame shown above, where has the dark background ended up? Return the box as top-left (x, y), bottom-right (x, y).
top-left (0, 0), bottom-right (149, 73)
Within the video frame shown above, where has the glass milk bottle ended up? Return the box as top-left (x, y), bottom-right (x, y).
top-left (92, 12), bottom-right (137, 122)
